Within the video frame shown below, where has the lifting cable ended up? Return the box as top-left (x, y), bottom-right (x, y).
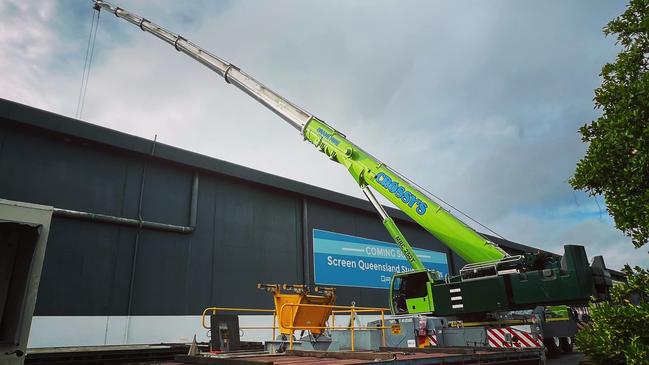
top-left (390, 165), bottom-right (507, 240)
top-left (75, 7), bottom-right (101, 120)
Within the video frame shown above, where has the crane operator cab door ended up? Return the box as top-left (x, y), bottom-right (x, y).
top-left (390, 270), bottom-right (436, 315)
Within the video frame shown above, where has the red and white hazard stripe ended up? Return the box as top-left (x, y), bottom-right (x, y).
top-left (487, 327), bottom-right (543, 348)
top-left (427, 334), bottom-right (438, 346)
top-left (576, 320), bottom-right (589, 331)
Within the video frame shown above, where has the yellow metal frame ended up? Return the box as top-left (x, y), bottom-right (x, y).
top-left (258, 283), bottom-right (336, 336)
top-left (278, 303), bottom-right (390, 351)
top-left (449, 317), bottom-right (576, 327)
top-left (449, 319), bottom-right (533, 328)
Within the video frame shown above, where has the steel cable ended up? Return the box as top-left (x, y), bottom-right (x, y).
top-left (75, 8), bottom-right (101, 119)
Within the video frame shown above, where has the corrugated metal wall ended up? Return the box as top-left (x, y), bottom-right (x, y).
top-left (0, 99), bottom-right (462, 317)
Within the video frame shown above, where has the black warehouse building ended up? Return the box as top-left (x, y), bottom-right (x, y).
top-left (0, 98), bottom-right (561, 347)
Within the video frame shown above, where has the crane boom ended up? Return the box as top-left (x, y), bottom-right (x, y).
top-left (94, 0), bottom-right (507, 265)
top-left (94, 1), bottom-right (309, 132)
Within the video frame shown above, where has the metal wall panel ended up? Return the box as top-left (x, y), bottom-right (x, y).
top-left (0, 121), bottom-right (303, 316)
top-left (0, 127), bottom-right (137, 216)
top-left (33, 218), bottom-right (132, 316)
top-left (207, 176), bottom-right (302, 310)
top-left (0, 113), bottom-right (462, 317)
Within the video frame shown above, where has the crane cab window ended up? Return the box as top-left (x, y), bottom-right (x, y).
top-left (391, 271), bottom-right (431, 314)
top-left (402, 272), bottom-right (430, 298)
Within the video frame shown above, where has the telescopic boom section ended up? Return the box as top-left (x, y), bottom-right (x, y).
top-left (95, 1), bottom-right (507, 265)
top-left (93, 0), bottom-right (310, 131)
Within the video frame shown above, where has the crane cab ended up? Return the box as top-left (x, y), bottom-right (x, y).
top-left (389, 269), bottom-right (439, 315)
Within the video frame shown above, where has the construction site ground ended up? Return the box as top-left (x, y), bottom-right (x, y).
top-left (25, 345), bottom-right (555, 364)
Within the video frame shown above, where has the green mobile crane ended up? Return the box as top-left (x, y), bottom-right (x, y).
top-left (93, 1), bottom-right (611, 322)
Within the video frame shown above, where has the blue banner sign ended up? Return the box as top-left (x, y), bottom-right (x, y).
top-left (313, 229), bottom-right (449, 289)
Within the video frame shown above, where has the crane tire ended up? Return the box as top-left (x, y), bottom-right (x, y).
top-left (559, 337), bottom-right (574, 353)
top-left (544, 337), bottom-right (560, 358)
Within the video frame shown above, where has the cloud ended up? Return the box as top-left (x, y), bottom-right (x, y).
top-left (0, 1), bottom-right (57, 107)
top-left (1, 0), bottom-right (645, 269)
top-left (557, 219), bottom-right (648, 270)
top-left (491, 207), bottom-right (649, 271)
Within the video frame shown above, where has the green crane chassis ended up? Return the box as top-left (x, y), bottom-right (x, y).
top-left (390, 245), bottom-right (611, 319)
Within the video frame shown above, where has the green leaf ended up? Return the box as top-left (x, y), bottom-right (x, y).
top-left (571, 0), bottom-right (649, 249)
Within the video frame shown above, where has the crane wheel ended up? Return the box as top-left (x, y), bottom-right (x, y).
top-left (559, 337), bottom-right (574, 353)
top-left (543, 337), bottom-right (560, 358)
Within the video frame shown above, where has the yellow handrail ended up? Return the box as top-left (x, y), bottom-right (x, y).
top-left (201, 304), bottom-right (390, 352)
top-left (201, 307), bottom-right (277, 340)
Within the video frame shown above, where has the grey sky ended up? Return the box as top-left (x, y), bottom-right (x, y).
top-left (1, 0), bottom-right (646, 269)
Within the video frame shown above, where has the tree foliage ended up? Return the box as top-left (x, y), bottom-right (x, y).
top-left (576, 266), bottom-right (649, 365)
top-left (570, 0), bottom-right (649, 249)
